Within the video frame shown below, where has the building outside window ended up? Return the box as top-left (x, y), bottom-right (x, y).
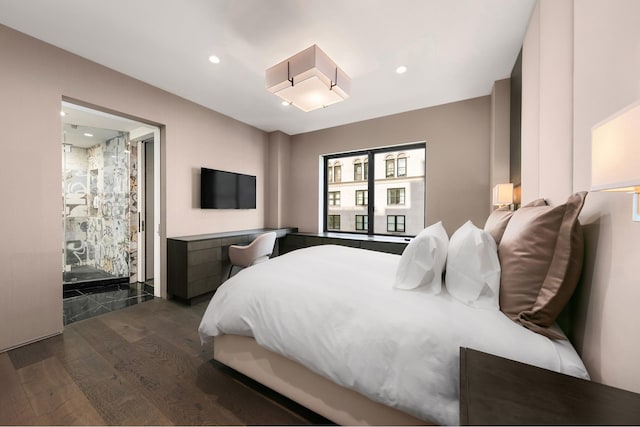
top-left (387, 188), bottom-right (405, 205)
top-left (328, 191), bottom-right (341, 206)
top-left (328, 215), bottom-right (341, 230)
top-left (387, 215), bottom-right (405, 232)
top-left (355, 189), bottom-right (368, 206)
top-left (355, 215), bottom-right (368, 231)
top-left (324, 143), bottom-right (425, 236)
top-left (397, 156), bottom-right (407, 177)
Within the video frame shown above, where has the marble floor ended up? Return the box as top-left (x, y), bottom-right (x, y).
top-left (63, 282), bottom-right (155, 325)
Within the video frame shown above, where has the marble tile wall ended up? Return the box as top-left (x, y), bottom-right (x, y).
top-left (63, 134), bottom-right (137, 282)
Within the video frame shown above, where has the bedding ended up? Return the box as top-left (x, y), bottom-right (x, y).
top-left (198, 244), bottom-right (589, 426)
top-left (499, 191), bottom-right (587, 339)
top-left (394, 221), bottom-right (448, 292)
top-left (446, 221), bottom-right (501, 309)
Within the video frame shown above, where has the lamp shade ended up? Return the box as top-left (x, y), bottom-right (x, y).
top-left (266, 45), bottom-right (351, 112)
top-left (591, 99), bottom-right (640, 192)
top-left (493, 183), bottom-right (514, 206)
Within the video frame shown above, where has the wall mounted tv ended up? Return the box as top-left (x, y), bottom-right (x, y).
top-left (200, 167), bottom-right (256, 209)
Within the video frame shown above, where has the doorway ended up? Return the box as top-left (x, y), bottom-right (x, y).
top-left (61, 101), bottom-right (161, 323)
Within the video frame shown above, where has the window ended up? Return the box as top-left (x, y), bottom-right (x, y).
top-left (355, 189), bottom-right (368, 206)
top-left (355, 215), bottom-right (368, 231)
top-left (354, 161), bottom-right (363, 181)
top-left (334, 163), bottom-right (342, 182)
top-left (397, 156), bottom-right (407, 177)
top-left (324, 143), bottom-right (425, 236)
top-left (328, 215), bottom-right (340, 230)
top-left (328, 191), bottom-right (341, 206)
top-left (387, 188), bottom-right (405, 205)
top-left (387, 215), bottom-right (405, 232)
top-left (386, 158), bottom-right (395, 178)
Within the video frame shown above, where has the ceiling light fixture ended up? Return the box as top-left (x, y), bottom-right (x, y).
top-left (266, 45), bottom-right (351, 112)
top-left (208, 55), bottom-right (220, 64)
top-left (396, 65), bottom-right (408, 74)
top-left (83, 133), bottom-right (93, 137)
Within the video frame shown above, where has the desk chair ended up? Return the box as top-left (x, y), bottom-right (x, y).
top-left (227, 231), bottom-right (277, 279)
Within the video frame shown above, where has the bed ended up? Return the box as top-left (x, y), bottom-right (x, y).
top-left (199, 192), bottom-right (589, 425)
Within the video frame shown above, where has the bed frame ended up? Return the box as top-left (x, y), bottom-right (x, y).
top-left (213, 334), bottom-right (431, 426)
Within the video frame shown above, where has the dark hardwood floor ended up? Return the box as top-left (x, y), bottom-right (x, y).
top-left (0, 298), bottom-right (332, 426)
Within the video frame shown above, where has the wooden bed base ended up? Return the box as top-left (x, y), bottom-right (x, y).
top-left (213, 335), bottom-right (431, 426)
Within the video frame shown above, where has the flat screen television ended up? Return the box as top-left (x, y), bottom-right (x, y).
top-left (200, 167), bottom-right (256, 209)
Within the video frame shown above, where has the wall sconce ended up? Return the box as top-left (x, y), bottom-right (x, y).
top-left (591, 99), bottom-right (640, 221)
top-left (493, 183), bottom-right (514, 209)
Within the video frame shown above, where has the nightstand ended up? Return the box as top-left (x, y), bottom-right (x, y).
top-left (459, 347), bottom-right (640, 425)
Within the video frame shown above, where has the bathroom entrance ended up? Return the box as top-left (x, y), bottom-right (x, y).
top-left (61, 102), bottom-right (160, 299)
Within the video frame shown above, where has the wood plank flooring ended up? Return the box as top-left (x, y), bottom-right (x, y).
top-left (0, 298), bottom-right (332, 426)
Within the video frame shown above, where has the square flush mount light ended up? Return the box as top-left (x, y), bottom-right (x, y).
top-left (266, 45), bottom-right (351, 112)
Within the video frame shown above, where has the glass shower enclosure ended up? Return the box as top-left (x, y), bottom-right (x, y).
top-left (62, 126), bottom-right (131, 285)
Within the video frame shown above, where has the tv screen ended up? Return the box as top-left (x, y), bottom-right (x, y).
top-left (201, 168), bottom-right (256, 209)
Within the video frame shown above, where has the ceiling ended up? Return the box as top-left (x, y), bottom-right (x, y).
top-left (61, 101), bottom-right (154, 148)
top-left (0, 0), bottom-right (535, 136)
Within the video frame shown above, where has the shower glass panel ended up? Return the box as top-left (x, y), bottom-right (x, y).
top-left (62, 128), bottom-right (130, 285)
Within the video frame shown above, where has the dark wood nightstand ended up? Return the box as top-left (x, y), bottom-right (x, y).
top-left (459, 347), bottom-right (640, 425)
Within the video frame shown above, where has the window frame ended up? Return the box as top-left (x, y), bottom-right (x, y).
top-left (355, 189), bottom-right (368, 206)
top-left (355, 214), bottom-right (368, 231)
top-left (397, 156), bottom-right (407, 177)
top-left (334, 164), bottom-right (342, 182)
top-left (354, 161), bottom-right (363, 181)
top-left (323, 142), bottom-right (425, 236)
top-left (328, 191), bottom-right (341, 206)
top-left (385, 158), bottom-right (395, 178)
top-left (387, 187), bottom-right (406, 205)
top-left (328, 214), bottom-right (341, 230)
top-left (387, 215), bottom-right (406, 232)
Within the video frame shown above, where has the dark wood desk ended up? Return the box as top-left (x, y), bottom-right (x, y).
top-left (280, 232), bottom-right (410, 255)
top-left (167, 227), bottom-right (297, 304)
top-left (460, 347), bottom-right (640, 425)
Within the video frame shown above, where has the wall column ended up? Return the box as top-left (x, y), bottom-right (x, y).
top-left (490, 78), bottom-right (511, 211)
top-left (521, 0), bottom-right (574, 206)
top-left (266, 131), bottom-right (291, 228)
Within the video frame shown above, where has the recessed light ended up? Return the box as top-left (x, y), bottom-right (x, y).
top-left (60, 111), bottom-right (66, 117)
top-left (396, 65), bottom-right (407, 74)
top-left (84, 133), bottom-right (93, 137)
top-left (208, 55), bottom-right (221, 64)
top-left (281, 101), bottom-right (290, 106)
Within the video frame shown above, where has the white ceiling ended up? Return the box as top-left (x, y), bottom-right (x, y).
top-left (61, 101), bottom-right (153, 147)
top-left (0, 0), bottom-right (535, 136)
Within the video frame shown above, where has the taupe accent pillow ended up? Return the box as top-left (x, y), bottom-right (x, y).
top-left (484, 198), bottom-right (547, 245)
top-left (498, 192), bottom-right (587, 339)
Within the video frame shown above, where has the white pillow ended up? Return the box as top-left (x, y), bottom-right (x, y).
top-left (445, 220), bottom-right (501, 309)
top-left (394, 221), bottom-right (449, 293)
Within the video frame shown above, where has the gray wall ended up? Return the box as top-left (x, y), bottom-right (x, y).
top-left (286, 96), bottom-right (492, 235)
top-left (0, 23), bottom-right (269, 351)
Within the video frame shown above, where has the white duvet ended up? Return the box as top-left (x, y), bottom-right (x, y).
top-left (198, 245), bottom-right (589, 425)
